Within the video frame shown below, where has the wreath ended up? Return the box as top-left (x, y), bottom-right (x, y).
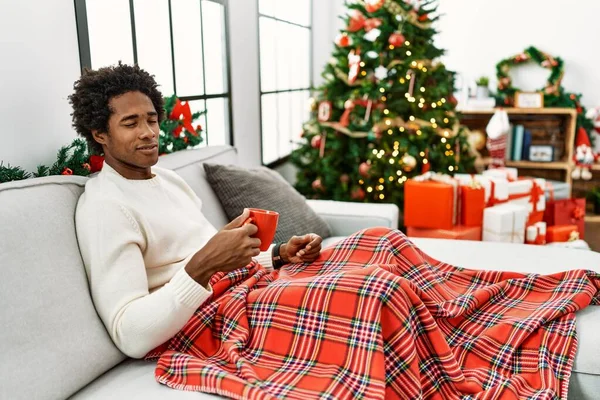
top-left (495, 46), bottom-right (564, 107)
top-left (494, 46), bottom-right (594, 136)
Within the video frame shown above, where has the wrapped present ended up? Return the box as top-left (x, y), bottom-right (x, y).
top-left (404, 172), bottom-right (458, 230)
top-left (483, 203), bottom-right (528, 243)
top-left (460, 183), bottom-right (485, 226)
top-left (506, 178), bottom-right (545, 225)
top-left (543, 198), bottom-right (586, 239)
top-left (526, 222), bottom-right (546, 245)
top-left (546, 224), bottom-right (579, 243)
top-left (483, 167), bottom-right (518, 181)
top-left (544, 180), bottom-right (571, 201)
top-left (407, 225), bottom-right (481, 241)
top-left (454, 174), bottom-right (509, 207)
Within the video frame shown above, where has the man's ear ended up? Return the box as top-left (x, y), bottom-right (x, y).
top-left (91, 130), bottom-right (108, 146)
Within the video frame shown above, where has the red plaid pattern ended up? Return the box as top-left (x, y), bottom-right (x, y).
top-left (147, 228), bottom-right (599, 399)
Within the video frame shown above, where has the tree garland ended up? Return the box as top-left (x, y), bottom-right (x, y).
top-left (495, 46), bottom-right (593, 135)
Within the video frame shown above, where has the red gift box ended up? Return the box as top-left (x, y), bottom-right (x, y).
top-left (546, 225), bottom-right (579, 243)
top-left (543, 198), bottom-right (586, 239)
top-left (460, 184), bottom-right (485, 227)
top-left (407, 225), bottom-right (481, 241)
top-left (404, 174), bottom-right (458, 230)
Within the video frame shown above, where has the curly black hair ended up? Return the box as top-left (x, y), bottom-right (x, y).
top-left (68, 63), bottom-right (165, 155)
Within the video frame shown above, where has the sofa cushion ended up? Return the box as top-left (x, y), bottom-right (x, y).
top-left (157, 146), bottom-right (238, 229)
top-left (203, 163), bottom-right (331, 243)
top-left (0, 176), bottom-right (125, 400)
top-left (70, 359), bottom-right (219, 399)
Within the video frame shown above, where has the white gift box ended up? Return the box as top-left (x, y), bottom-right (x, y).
top-left (483, 167), bottom-right (518, 181)
top-left (483, 203), bottom-right (528, 243)
top-left (454, 174), bottom-right (509, 205)
top-left (507, 178), bottom-right (546, 214)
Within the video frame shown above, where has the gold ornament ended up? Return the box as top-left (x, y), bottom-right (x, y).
top-left (468, 130), bottom-right (486, 151)
top-left (307, 97), bottom-right (318, 112)
top-left (401, 153), bottom-right (417, 171)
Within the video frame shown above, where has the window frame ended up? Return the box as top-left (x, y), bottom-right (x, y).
top-left (257, 0), bottom-right (314, 167)
top-left (73, 0), bottom-right (235, 147)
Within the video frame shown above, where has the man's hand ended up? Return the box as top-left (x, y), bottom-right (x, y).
top-left (186, 209), bottom-right (261, 287)
top-left (281, 234), bottom-right (322, 264)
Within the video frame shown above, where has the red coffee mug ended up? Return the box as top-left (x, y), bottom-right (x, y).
top-left (244, 208), bottom-right (279, 251)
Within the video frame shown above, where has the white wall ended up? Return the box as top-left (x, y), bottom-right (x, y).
top-left (0, 0), bottom-right (81, 172)
top-left (436, 0), bottom-right (600, 108)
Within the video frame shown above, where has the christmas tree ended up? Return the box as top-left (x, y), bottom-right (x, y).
top-left (291, 0), bottom-right (474, 206)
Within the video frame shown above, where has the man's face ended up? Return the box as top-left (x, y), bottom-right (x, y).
top-left (95, 91), bottom-right (160, 171)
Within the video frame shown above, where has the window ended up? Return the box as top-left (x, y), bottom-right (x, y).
top-left (74, 0), bottom-right (233, 146)
top-left (258, 0), bottom-right (312, 165)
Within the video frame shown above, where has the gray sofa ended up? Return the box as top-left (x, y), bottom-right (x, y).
top-left (1, 145), bottom-right (598, 400)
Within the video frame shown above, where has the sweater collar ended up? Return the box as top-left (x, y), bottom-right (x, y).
top-left (101, 162), bottom-right (161, 187)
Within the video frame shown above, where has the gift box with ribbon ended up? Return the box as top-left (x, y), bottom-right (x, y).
top-left (546, 224), bottom-right (580, 243)
top-left (407, 225), bottom-right (482, 241)
top-left (543, 197), bottom-right (586, 239)
top-left (525, 221), bottom-right (547, 245)
top-left (404, 172), bottom-right (458, 230)
top-left (483, 167), bottom-right (518, 182)
top-left (544, 180), bottom-right (571, 201)
top-left (506, 178), bottom-right (546, 225)
top-left (460, 183), bottom-right (485, 227)
top-left (482, 203), bottom-right (528, 243)
top-left (454, 174), bottom-right (509, 207)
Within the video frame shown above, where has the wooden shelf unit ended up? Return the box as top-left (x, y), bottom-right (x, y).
top-left (459, 108), bottom-right (577, 194)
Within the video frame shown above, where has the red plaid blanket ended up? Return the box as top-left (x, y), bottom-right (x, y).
top-left (147, 228), bottom-right (599, 399)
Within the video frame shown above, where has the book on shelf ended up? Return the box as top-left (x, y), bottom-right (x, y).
top-left (521, 129), bottom-right (532, 161)
top-left (512, 125), bottom-right (525, 161)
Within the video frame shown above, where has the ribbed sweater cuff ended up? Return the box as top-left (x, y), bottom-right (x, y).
top-left (254, 243), bottom-right (275, 271)
top-left (170, 268), bottom-right (213, 309)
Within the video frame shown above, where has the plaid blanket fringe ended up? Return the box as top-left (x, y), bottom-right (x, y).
top-left (147, 227), bottom-right (600, 400)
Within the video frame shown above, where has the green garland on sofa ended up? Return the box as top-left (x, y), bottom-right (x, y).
top-left (494, 46), bottom-right (593, 136)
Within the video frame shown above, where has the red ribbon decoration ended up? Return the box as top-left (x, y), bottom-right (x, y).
top-left (572, 206), bottom-right (585, 220)
top-left (89, 155), bottom-right (104, 173)
top-left (170, 99), bottom-right (198, 137)
top-left (340, 99), bottom-right (374, 127)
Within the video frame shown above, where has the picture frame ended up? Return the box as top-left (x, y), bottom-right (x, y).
top-left (515, 92), bottom-right (544, 109)
top-left (529, 145), bottom-right (554, 162)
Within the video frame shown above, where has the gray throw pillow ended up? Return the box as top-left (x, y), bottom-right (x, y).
top-left (203, 163), bottom-right (331, 243)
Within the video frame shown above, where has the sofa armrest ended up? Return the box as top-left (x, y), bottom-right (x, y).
top-left (306, 199), bottom-right (399, 237)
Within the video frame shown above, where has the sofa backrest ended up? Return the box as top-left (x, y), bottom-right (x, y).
top-left (0, 176), bottom-right (125, 399)
top-left (157, 145), bottom-right (238, 229)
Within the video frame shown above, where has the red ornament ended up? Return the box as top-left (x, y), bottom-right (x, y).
top-left (417, 13), bottom-right (429, 22)
top-left (358, 162), bottom-right (371, 177)
top-left (364, 18), bottom-right (382, 32)
top-left (196, 124), bottom-right (203, 132)
top-left (347, 10), bottom-right (366, 32)
top-left (89, 155), bottom-right (104, 173)
top-left (82, 163), bottom-right (91, 172)
top-left (340, 174), bottom-right (350, 184)
top-left (183, 136), bottom-right (189, 144)
top-left (318, 101), bottom-right (332, 122)
top-left (365, 0), bottom-right (384, 13)
top-left (312, 178), bottom-right (324, 191)
top-left (388, 32), bottom-right (405, 47)
top-left (311, 135), bottom-right (322, 149)
top-left (448, 95), bottom-right (458, 106)
top-left (61, 167), bottom-right (73, 176)
top-left (351, 187), bottom-right (366, 200)
top-left (335, 33), bottom-right (352, 48)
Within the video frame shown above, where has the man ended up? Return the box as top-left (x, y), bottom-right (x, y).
top-left (72, 63), bottom-right (322, 358)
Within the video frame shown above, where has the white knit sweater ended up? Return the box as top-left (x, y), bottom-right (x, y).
top-left (75, 162), bottom-right (273, 358)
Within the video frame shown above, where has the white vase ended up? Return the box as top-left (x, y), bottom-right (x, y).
top-left (476, 86), bottom-right (489, 99)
